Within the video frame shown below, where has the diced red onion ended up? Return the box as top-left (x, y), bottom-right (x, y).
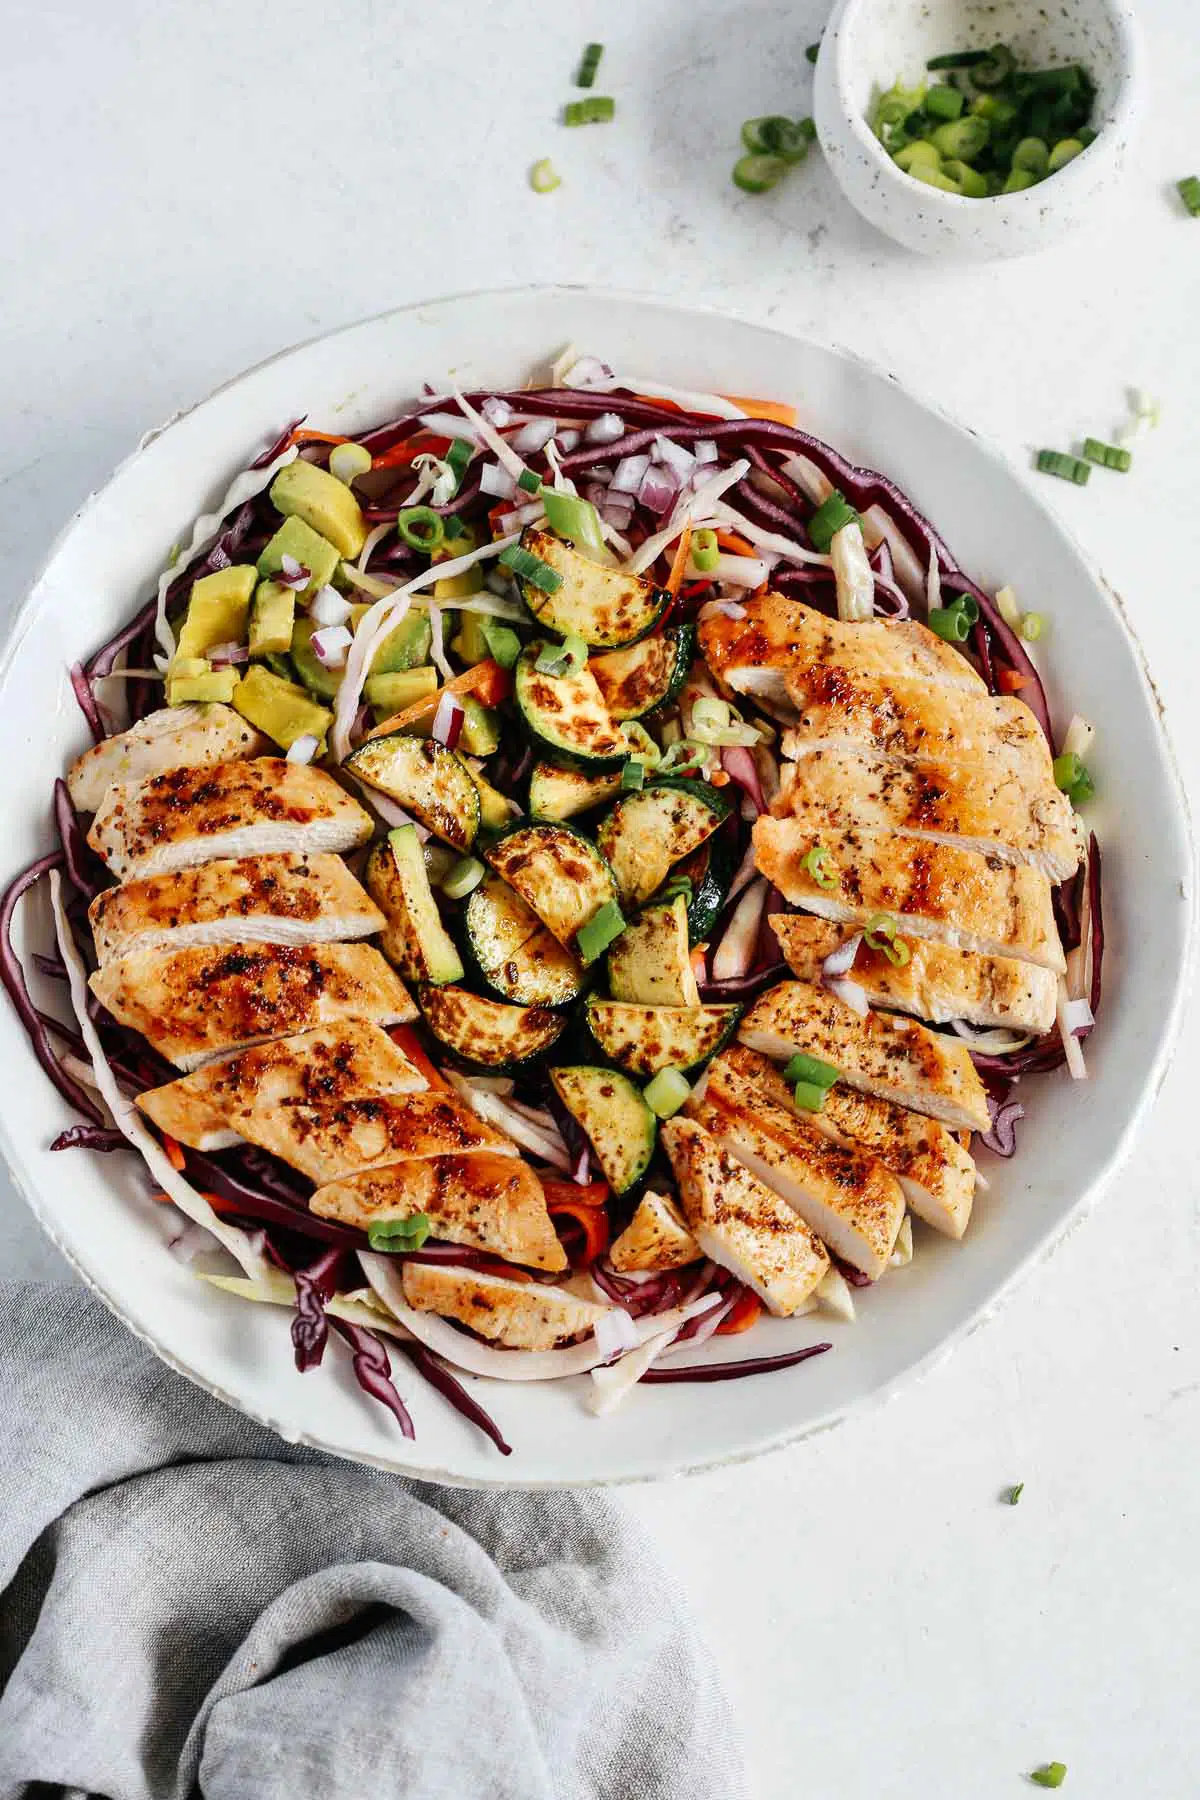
top-left (827, 975), bottom-right (870, 1017)
top-left (285, 733), bottom-right (320, 765)
top-left (594, 1309), bottom-right (641, 1360)
top-left (512, 418), bottom-right (557, 456)
top-left (207, 641), bottom-right (249, 668)
top-left (720, 745), bottom-right (765, 816)
top-left (555, 429), bottom-right (581, 453)
top-left (1062, 997), bottom-right (1094, 1037)
top-left (310, 624), bottom-right (352, 669)
top-left (653, 434), bottom-right (697, 483)
top-left (712, 553), bottom-right (770, 588)
top-left (822, 933), bottom-right (862, 979)
top-left (693, 439), bottom-right (719, 465)
top-left (586, 411), bottom-right (627, 445)
top-left (431, 692), bottom-right (464, 749)
top-left (481, 396), bottom-right (513, 428)
top-left (495, 500), bottom-right (546, 532)
top-left (419, 410), bottom-right (484, 443)
top-left (637, 462), bottom-right (679, 516)
top-left (610, 454), bottom-right (650, 495)
top-left (560, 353), bottom-right (613, 389)
top-left (979, 1096), bottom-right (1025, 1157)
top-left (712, 877), bottom-right (768, 982)
top-left (274, 554), bottom-right (311, 592)
top-left (570, 1141), bottom-right (591, 1185)
top-left (309, 585), bottom-right (353, 627)
top-left (479, 460), bottom-right (517, 500)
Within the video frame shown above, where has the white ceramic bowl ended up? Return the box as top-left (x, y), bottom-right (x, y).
top-left (0, 287), bottom-right (1189, 1487)
top-left (813, 0), bottom-right (1144, 257)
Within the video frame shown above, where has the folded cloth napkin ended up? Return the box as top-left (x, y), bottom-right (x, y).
top-left (0, 1283), bottom-right (745, 1800)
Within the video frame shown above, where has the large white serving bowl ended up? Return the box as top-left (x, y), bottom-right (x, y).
top-left (0, 287), bottom-right (1189, 1487)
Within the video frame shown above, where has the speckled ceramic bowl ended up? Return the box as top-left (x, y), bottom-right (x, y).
top-left (813, 0), bottom-right (1144, 258)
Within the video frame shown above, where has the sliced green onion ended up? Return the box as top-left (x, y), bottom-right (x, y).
top-left (517, 468), bottom-right (543, 495)
top-left (732, 153), bottom-right (789, 193)
top-left (577, 899), bottom-right (626, 965)
top-left (445, 437), bottom-right (474, 490)
top-left (541, 488), bottom-right (608, 559)
top-left (894, 139), bottom-right (943, 173)
top-left (911, 163), bottom-right (963, 193)
top-left (971, 43), bottom-right (1016, 89)
top-left (1012, 136), bottom-right (1050, 175)
top-left (535, 633), bottom-right (588, 676)
top-left (1082, 436), bottom-right (1132, 473)
top-left (783, 1053), bottom-right (840, 1090)
top-left (396, 506), bottom-right (445, 551)
top-left (926, 49), bottom-right (991, 70)
top-left (928, 604), bottom-right (972, 642)
top-left (806, 489), bottom-right (860, 552)
top-left (1020, 612), bottom-right (1045, 642)
top-left (692, 695), bottom-right (730, 733)
top-left (1052, 751), bottom-right (1094, 807)
top-left (1047, 136), bottom-right (1083, 172)
top-left (741, 115), bottom-right (814, 162)
top-left (1006, 1482), bottom-right (1025, 1505)
top-left (995, 584), bottom-right (1022, 629)
top-left (1002, 166), bottom-right (1040, 193)
top-left (575, 41), bottom-right (604, 88)
top-left (564, 95), bottom-right (615, 127)
top-left (691, 527), bottom-right (720, 573)
top-left (644, 1067), bottom-right (692, 1119)
top-left (1178, 174), bottom-right (1200, 216)
top-left (805, 41), bottom-right (821, 63)
top-left (1030, 1764), bottom-right (1067, 1789)
top-left (948, 593), bottom-right (980, 626)
top-left (925, 83), bottom-right (964, 121)
top-left (620, 720), bottom-right (661, 767)
top-left (621, 758), bottom-right (645, 791)
top-left (792, 1080), bottom-right (828, 1112)
top-left (367, 1212), bottom-right (432, 1253)
top-left (657, 739), bottom-right (707, 776)
top-left (442, 856), bottom-right (485, 900)
top-left (530, 158), bottom-right (561, 194)
top-left (328, 442), bottom-right (372, 485)
top-left (499, 543), bottom-right (565, 592)
top-left (863, 912), bottom-right (912, 966)
top-left (481, 621), bottom-right (522, 670)
top-left (801, 844), bottom-right (840, 891)
top-left (1036, 449), bottom-right (1091, 485)
top-left (659, 874), bottom-right (694, 906)
top-left (943, 159), bottom-right (988, 196)
top-left (931, 115), bottom-right (989, 161)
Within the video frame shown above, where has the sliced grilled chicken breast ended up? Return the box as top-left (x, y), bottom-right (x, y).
top-left (688, 1049), bottom-right (905, 1279)
top-left (609, 1190), bottom-right (701, 1272)
top-left (67, 704), bottom-right (265, 814)
top-left (137, 1020), bottom-right (427, 1152)
top-left (780, 665), bottom-right (1053, 782)
top-left (310, 1155), bottom-right (568, 1273)
top-left (777, 746), bottom-right (1078, 880)
top-left (699, 591), bottom-right (984, 719)
top-left (89, 852), bottom-right (384, 965)
top-left (91, 941), bottom-right (416, 1070)
top-left (88, 759), bottom-right (373, 881)
top-left (770, 915), bottom-right (1057, 1035)
top-left (753, 818), bottom-right (1065, 972)
top-left (400, 1262), bottom-right (610, 1350)
top-left (738, 978), bottom-right (991, 1133)
top-left (662, 1115), bottom-right (831, 1312)
top-left (221, 1088), bottom-right (516, 1185)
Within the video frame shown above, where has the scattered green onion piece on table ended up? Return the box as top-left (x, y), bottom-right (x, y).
top-left (328, 442), bottom-right (372, 485)
top-left (1030, 1764), bottom-right (1067, 1789)
top-left (395, 507), bottom-right (445, 551)
top-left (783, 1053), bottom-right (840, 1090)
top-left (644, 1067), bottom-right (692, 1120)
top-left (1178, 175), bottom-right (1200, 216)
top-left (621, 758), bottom-right (646, 791)
top-left (1006, 1482), bottom-right (1025, 1505)
top-left (1036, 450), bottom-right (1090, 485)
top-left (801, 844), bottom-right (839, 890)
top-left (1053, 752), bottom-right (1094, 806)
top-left (535, 633), bottom-right (588, 676)
top-left (481, 621), bottom-right (521, 670)
top-left (1020, 612), bottom-right (1045, 643)
top-left (499, 544), bottom-right (564, 592)
top-left (367, 1213), bottom-right (432, 1253)
top-left (442, 857), bottom-right (486, 900)
top-left (577, 900), bottom-right (626, 965)
top-left (925, 83), bottom-right (964, 121)
top-left (805, 41), bottom-right (821, 63)
top-left (541, 488), bottom-right (608, 559)
top-left (792, 1080), bottom-right (829, 1113)
top-left (575, 41), bottom-right (604, 89)
top-left (741, 115), bottom-right (815, 162)
top-left (732, 153), bottom-right (789, 193)
top-left (564, 96), bottom-right (615, 127)
top-left (806, 490), bottom-right (859, 552)
top-left (691, 527), bottom-right (720, 573)
top-left (529, 158), bottom-right (561, 194)
top-left (1082, 437), bottom-right (1132, 473)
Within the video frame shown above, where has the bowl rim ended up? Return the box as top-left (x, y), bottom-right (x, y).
top-left (0, 281), bottom-right (1192, 1488)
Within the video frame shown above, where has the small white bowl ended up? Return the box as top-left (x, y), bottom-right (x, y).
top-left (813, 0), bottom-right (1144, 258)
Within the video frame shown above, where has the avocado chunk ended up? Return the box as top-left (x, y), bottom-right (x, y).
top-left (232, 664), bottom-right (332, 751)
top-left (257, 516), bottom-right (341, 595)
top-left (290, 616), bottom-right (341, 700)
top-left (459, 696), bottom-right (501, 757)
top-left (176, 566), bottom-right (256, 660)
top-left (364, 668), bottom-right (439, 715)
top-left (167, 664), bottom-right (241, 706)
top-left (450, 612), bottom-right (490, 663)
top-left (249, 580), bottom-right (297, 657)
top-left (370, 610), bottom-right (432, 674)
top-left (471, 771), bottom-right (516, 831)
top-left (270, 459), bottom-right (368, 559)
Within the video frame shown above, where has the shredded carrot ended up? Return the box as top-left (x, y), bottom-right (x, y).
top-left (997, 668), bottom-right (1031, 694)
top-left (549, 1198), bottom-right (611, 1265)
top-left (150, 1189), bottom-right (240, 1216)
top-left (708, 768), bottom-right (730, 787)
top-left (287, 428), bottom-right (353, 451)
top-left (475, 1259), bottom-right (534, 1283)
top-left (716, 1290), bottom-right (764, 1334)
top-left (368, 659), bottom-right (511, 739)
top-left (371, 431), bottom-right (450, 471)
top-left (716, 528), bottom-right (756, 558)
top-left (541, 1178), bottom-right (609, 1210)
top-left (721, 395), bottom-right (798, 427)
top-left (681, 579), bottom-right (712, 602)
top-left (690, 944), bottom-right (710, 981)
top-left (665, 523), bottom-right (694, 597)
top-left (387, 1025), bottom-right (452, 1092)
top-left (162, 1134), bottom-right (186, 1172)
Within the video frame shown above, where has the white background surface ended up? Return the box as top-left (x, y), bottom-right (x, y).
top-left (3, 2), bottom-right (1197, 1794)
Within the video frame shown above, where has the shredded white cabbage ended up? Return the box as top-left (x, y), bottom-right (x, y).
top-left (831, 521), bottom-right (875, 621)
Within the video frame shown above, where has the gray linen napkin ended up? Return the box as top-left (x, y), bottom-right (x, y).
top-left (0, 1282), bottom-right (745, 1800)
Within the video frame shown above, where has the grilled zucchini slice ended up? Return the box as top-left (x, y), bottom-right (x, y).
top-left (485, 822), bottom-right (617, 950)
top-left (345, 733), bottom-right (480, 849)
top-left (607, 895), bottom-right (700, 1007)
top-left (463, 874), bottom-right (585, 1006)
top-left (671, 831), bottom-right (739, 941)
top-left (515, 527), bottom-right (669, 650)
top-left (550, 1065), bottom-right (657, 1196)
top-left (419, 984), bottom-right (567, 1069)
top-left (586, 999), bottom-right (742, 1076)
top-left (597, 779), bottom-right (731, 910)
top-left (528, 761), bottom-right (623, 822)
top-left (366, 828), bottom-right (464, 985)
top-left (589, 624), bottom-right (695, 721)
top-left (514, 644), bottom-right (626, 770)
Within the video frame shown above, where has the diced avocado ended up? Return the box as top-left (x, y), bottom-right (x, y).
top-left (607, 895), bottom-right (700, 1007)
top-left (263, 650), bottom-right (297, 684)
top-left (176, 565), bottom-right (256, 660)
top-left (528, 761), bottom-right (623, 821)
top-left (249, 580), bottom-right (297, 656)
top-left (434, 521), bottom-right (478, 562)
top-left (459, 696), bottom-right (501, 757)
top-left (167, 665), bottom-right (241, 706)
top-left (450, 612), bottom-right (490, 663)
top-left (364, 667), bottom-right (439, 714)
top-left (435, 568), bottom-right (484, 601)
top-left (290, 616), bottom-right (341, 699)
top-left (370, 609), bottom-right (432, 674)
top-left (269, 459), bottom-right (368, 559)
top-left (365, 829), bottom-right (464, 985)
top-left (169, 656), bottom-right (211, 680)
top-left (470, 771), bottom-right (517, 831)
top-left (232, 664), bottom-right (332, 751)
top-left (345, 733), bottom-right (480, 848)
top-left (256, 516), bottom-right (341, 595)
top-left (549, 1065), bottom-right (657, 1195)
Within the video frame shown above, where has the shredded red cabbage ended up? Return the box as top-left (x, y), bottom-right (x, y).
top-left (641, 1342), bottom-right (832, 1382)
top-left (291, 1245), bottom-right (345, 1372)
top-left (328, 1317), bottom-right (415, 1439)
top-left (395, 1339), bottom-right (512, 1456)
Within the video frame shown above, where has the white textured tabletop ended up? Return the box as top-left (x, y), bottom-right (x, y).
top-left (3, 3), bottom-right (1197, 1794)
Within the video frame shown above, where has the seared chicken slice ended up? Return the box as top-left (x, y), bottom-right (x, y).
top-left (88, 758), bottom-right (373, 881)
top-left (689, 1049), bottom-right (905, 1278)
top-left (400, 1262), bottom-right (610, 1350)
top-left (89, 852), bottom-right (384, 965)
top-left (211, 1088), bottom-right (516, 1185)
top-left (753, 818), bottom-right (1065, 972)
top-left (609, 1190), bottom-right (701, 1273)
top-left (738, 978), bottom-right (991, 1133)
top-left (91, 941), bottom-right (416, 1070)
top-left (777, 746), bottom-right (1078, 881)
top-left (311, 1155), bottom-right (568, 1273)
top-left (699, 591), bottom-right (984, 719)
top-left (720, 1045), bottom-right (974, 1240)
top-left (770, 915), bottom-right (1057, 1035)
top-left (67, 704), bottom-right (265, 814)
top-left (662, 1116), bottom-right (831, 1312)
top-left (137, 1020), bottom-right (427, 1152)
top-left (781, 665), bottom-right (1053, 783)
